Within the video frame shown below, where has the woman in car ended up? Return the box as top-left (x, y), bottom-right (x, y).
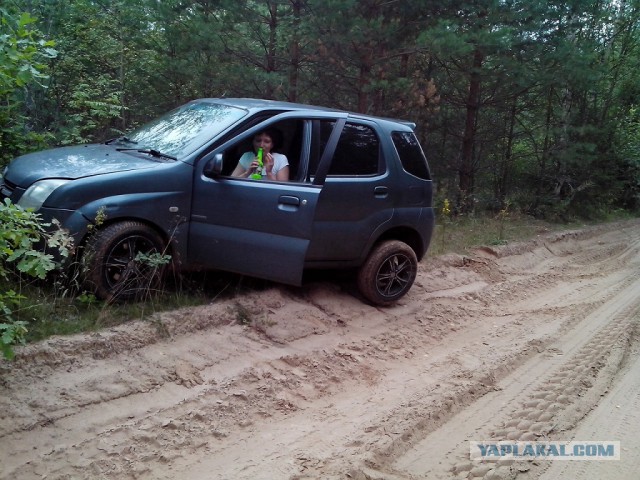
top-left (231, 128), bottom-right (289, 181)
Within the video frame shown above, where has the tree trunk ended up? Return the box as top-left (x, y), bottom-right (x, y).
top-left (458, 47), bottom-right (483, 213)
top-left (533, 87), bottom-right (555, 212)
top-left (265, 2), bottom-right (278, 99)
top-left (357, 58), bottom-right (372, 113)
top-left (288, 0), bottom-right (302, 102)
top-left (497, 101), bottom-right (517, 209)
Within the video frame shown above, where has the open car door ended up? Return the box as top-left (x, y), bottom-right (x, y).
top-left (188, 112), bottom-right (347, 285)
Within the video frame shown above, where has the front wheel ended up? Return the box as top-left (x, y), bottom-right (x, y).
top-left (357, 240), bottom-right (418, 306)
top-left (82, 221), bottom-right (168, 302)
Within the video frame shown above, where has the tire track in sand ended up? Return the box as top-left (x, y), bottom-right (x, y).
top-left (381, 275), bottom-right (640, 479)
top-left (0, 220), bottom-right (638, 480)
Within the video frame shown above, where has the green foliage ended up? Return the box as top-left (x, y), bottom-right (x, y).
top-left (0, 199), bottom-right (54, 279)
top-left (0, 7), bottom-right (57, 165)
top-left (135, 252), bottom-right (172, 269)
top-left (59, 82), bottom-right (125, 145)
top-left (1, 0), bottom-right (637, 218)
top-left (1, 318), bottom-right (28, 360)
top-left (0, 9), bottom-right (55, 95)
top-left (0, 199), bottom-right (72, 359)
top-left (613, 106), bottom-right (640, 209)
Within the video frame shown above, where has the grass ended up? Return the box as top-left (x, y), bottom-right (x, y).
top-left (14, 287), bottom-right (209, 343)
top-left (429, 213), bottom-right (572, 256)
top-left (6, 211), bottom-right (639, 345)
top-left (7, 271), bottom-right (242, 343)
top-left (426, 209), bottom-right (637, 257)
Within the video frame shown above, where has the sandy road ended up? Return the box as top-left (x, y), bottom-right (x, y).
top-left (0, 219), bottom-right (638, 480)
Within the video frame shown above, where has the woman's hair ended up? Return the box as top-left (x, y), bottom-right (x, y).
top-left (255, 127), bottom-right (284, 151)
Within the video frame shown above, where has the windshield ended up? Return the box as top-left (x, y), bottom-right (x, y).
top-left (124, 101), bottom-right (248, 158)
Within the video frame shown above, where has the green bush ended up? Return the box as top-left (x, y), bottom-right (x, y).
top-left (0, 198), bottom-right (72, 359)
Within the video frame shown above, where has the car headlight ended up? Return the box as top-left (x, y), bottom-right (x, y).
top-left (18, 179), bottom-right (70, 211)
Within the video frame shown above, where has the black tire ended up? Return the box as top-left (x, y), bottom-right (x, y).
top-left (357, 240), bottom-right (418, 306)
top-left (82, 221), bottom-right (167, 302)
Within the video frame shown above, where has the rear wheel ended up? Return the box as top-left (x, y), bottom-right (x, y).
top-left (357, 240), bottom-right (418, 306)
top-left (82, 221), bottom-right (167, 302)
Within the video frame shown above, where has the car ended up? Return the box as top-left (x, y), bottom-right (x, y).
top-left (0, 98), bottom-right (435, 306)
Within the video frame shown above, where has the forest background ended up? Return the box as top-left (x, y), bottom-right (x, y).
top-left (2, 0), bottom-right (640, 218)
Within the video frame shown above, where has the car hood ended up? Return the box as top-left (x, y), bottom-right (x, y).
top-left (6, 144), bottom-right (163, 188)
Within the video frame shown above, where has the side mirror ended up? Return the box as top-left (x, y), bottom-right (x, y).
top-left (203, 153), bottom-right (224, 178)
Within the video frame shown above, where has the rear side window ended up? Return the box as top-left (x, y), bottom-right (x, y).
top-left (320, 121), bottom-right (380, 176)
top-left (392, 132), bottom-right (431, 180)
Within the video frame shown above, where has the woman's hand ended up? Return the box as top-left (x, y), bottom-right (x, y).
top-left (263, 152), bottom-right (274, 175)
top-left (248, 160), bottom-right (261, 172)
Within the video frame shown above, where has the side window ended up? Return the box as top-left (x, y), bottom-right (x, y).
top-left (221, 119), bottom-right (305, 180)
top-left (392, 132), bottom-right (431, 180)
top-left (318, 121), bottom-right (381, 176)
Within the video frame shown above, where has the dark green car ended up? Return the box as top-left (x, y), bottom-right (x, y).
top-left (0, 98), bottom-right (434, 305)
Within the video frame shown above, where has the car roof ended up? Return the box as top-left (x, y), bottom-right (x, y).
top-left (202, 97), bottom-right (417, 130)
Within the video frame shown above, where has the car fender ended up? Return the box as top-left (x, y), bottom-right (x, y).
top-left (53, 192), bottom-right (190, 261)
top-left (358, 208), bottom-right (427, 264)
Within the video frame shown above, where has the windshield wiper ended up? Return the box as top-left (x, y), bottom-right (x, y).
top-left (116, 148), bottom-right (177, 161)
top-left (106, 136), bottom-right (137, 145)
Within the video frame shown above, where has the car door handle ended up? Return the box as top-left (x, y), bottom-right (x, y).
top-left (279, 195), bottom-right (300, 206)
top-left (374, 186), bottom-right (389, 198)
top-left (278, 195), bottom-right (302, 212)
